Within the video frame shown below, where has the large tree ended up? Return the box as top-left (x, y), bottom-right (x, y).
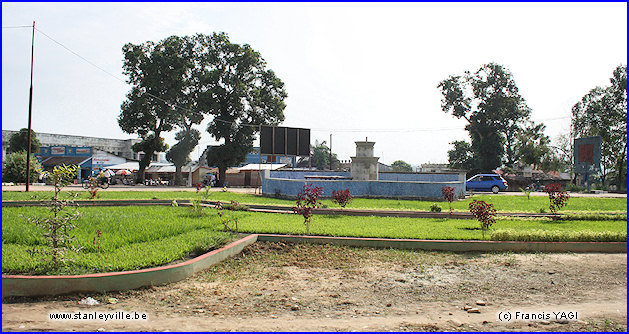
top-left (8, 128), bottom-right (40, 154)
top-left (311, 140), bottom-right (340, 170)
top-left (438, 63), bottom-right (532, 171)
top-left (391, 160), bottom-right (413, 172)
top-left (196, 33), bottom-right (287, 184)
top-left (166, 128), bottom-right (201, 186)
top-left (571, 64), bottom-right (627, 190)
top-left (118, 35), bottom-right (195, 183)
top-left (515, 122), bottom-right (551, 168)
top-left (447, 140), bottom-right (476, 171)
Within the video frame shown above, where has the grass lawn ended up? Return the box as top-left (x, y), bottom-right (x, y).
top-left (3, 205), bottom-right (625, 275)
top-left (2, 206), bottom-right (233, 275)
top-left (2, 190), bottom-right (627, 213)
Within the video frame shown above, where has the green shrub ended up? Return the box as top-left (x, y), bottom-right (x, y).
top-left (429, 203), bottom-right (442, 212)
top-left (491, 229), bottom-right (626, 242)
top-left (2, 151), bottom-right (42, 183)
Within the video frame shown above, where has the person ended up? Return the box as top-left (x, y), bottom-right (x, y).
top-left (210, 173), bottom-right (217, 186)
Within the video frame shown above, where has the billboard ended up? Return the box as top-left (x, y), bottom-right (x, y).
top-left (573, 136), bottom-right (602, 174)
top-left (260, 126), bottom-right (310, 156)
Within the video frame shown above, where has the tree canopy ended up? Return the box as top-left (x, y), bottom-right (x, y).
top-left (8, 128), bottom-right (40, 154)
top-left (119, 33), bottom-right (286, 185)
top-left (166, 128), bottom-right (201, 186)
top-left (391, 160), bottom-right (413, 172)
top-left (197, 33), bottom-right (287, 184)
top-left (447, 140), bottom-right (476, 171)
top-left (2, 151), bottom-right (42, 183)
top-left (119, 35), bottom-right (194, 183)
top-left (311, 141), bottom-right (340, 170)
top-left (571, 64), bottom-right (627, 190)
top-left (438, 63), bottom-right (533, 171)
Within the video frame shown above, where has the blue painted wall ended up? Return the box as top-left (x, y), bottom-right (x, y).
top-left (262, 170), bottom-right (466, 200)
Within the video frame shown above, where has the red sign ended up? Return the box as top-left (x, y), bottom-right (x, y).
top-left (578, 144), bottom-right (594, 164)
top-left (51, 146), bottom-right (66, 155)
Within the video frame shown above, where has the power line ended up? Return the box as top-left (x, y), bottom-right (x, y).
top-left (2, 25), bottom-right (33, 29)
top-left (33, 26), bottom-right (254, 129)
top-left (27, 26), bottom-right (573, 136)
top-left (34, 27), bottom-right (126, 84)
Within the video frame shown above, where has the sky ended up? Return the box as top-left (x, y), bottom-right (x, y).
top-left (2, 2), bottom-right (627, 167)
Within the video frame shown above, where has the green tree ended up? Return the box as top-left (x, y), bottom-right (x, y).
top-left (447, 140), bottom-right (476, 171)
top-left (2, 151), bottom-right (42, 183)
top-left (571, 65), bottom-right (627, 190)
top-left (311, 140), bottom-right (340, 170)
top-left (391, 160), bottom-right (413, 172)
top-left (8, 128), bottom-right (41, 154)
top-left (166, 128), bottom-right (201, 186)
top-left (198, 33), bottom-right (287, 184)
top-left (515, 122), bottom-right (551, 167)
top-left (438, 63), bottom-right (532, 171)
top-left (118, 35), bottom-right (194, 184)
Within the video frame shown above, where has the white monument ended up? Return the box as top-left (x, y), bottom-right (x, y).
top-left (350, 138), bottom-right (379, 180)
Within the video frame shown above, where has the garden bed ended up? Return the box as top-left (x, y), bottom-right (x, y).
top-left (3, 205), bottom-right (626, 276)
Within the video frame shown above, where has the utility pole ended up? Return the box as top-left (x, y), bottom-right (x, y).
top-left (329, 133), bottom-right (332, 170)
top-left (26, 21), bottom-right (35, 192)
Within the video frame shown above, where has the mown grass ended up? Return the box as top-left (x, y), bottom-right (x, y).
top-left (4, 204), bottom-right (626, 275)
top-left (2, 190), bottom-right (626, 214)
top-left (2, 206), bottom-right (233, 275)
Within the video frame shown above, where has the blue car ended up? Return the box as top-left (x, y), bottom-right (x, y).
top-left (466, 174), bottom-right (508, 194)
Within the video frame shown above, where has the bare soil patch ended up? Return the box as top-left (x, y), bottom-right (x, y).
top-left (2, 242), bottom-right (626, 331)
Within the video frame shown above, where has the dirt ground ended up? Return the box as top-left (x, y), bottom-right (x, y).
top-left (2, 242), bottom-right (627, 332)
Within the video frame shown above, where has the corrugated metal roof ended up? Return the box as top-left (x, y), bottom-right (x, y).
top-left (40, 156), bottom-right (91, 167)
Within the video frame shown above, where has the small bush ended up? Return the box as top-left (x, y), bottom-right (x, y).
top-left (441, 186), bottom-right (455, 213)
top-left (519, 187), bottom-right (532, 200)
top-left (293, 184), bottom-right (323, 235)
top-left (217, 202), bottom-right (239, 233)
top-left (222, 200), bottom-right (249, 211)
top-left (491, 229), bottom-right (626, 242)
top-left (331, 189), bottom-right (353, 208)
top-left (469, 199), bottom-right (497, 240)
top-left (429, 203), bottom-right (442, 212)
top-left (545, 183), bottom-right (570, 214)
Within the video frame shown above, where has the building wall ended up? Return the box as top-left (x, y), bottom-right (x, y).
top-left (2, 130), bottom-right (140, 160)
top-left (261, 170), bottom-right (466, 200)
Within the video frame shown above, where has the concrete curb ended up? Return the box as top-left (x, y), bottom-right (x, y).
top-left (2, 234), bottom-right (258, 298)
top-left (256, 234), bottom-right (627, 253)
top-left (2, 233), bottom-right (625, 298)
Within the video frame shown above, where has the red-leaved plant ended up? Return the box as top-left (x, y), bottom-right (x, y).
top-left (332, 189), bottom-right (353, 208)
top-left (293, 184), bottom-right (323, 234)
top-left (441, 186), bottom-right (456, 214)
top-left (468, 199), bottom-right (497, 240)
top-left (544, 183), bottom-right (570, 215)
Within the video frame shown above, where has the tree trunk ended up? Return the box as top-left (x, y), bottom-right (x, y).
top-left (135, 153), bottom-right (152, 184)
top-left (174, 165), bottom-right (184, 186)
top-left (217, 164), bottom-right (227, 187)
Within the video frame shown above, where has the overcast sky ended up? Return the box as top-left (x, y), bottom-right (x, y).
top-left (2, 2), bottom-right (626, 166)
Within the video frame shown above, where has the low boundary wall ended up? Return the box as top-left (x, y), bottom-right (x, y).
top-left (261, 170), bottom-right (466, 199)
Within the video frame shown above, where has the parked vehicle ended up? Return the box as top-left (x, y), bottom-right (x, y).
top-left (466, 174), bottom-right (508, 194)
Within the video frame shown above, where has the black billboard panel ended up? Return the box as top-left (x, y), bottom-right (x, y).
top-left (260, 125), bottom-right (310, 156)
top-left (274, 127), bottom-right (286, 155)
top-left (286, 128), bottom-right (298, 155)
top-left (298, 128), bottom-right (310, 156)
top-left (260, 126), bottom-right (274, 155)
